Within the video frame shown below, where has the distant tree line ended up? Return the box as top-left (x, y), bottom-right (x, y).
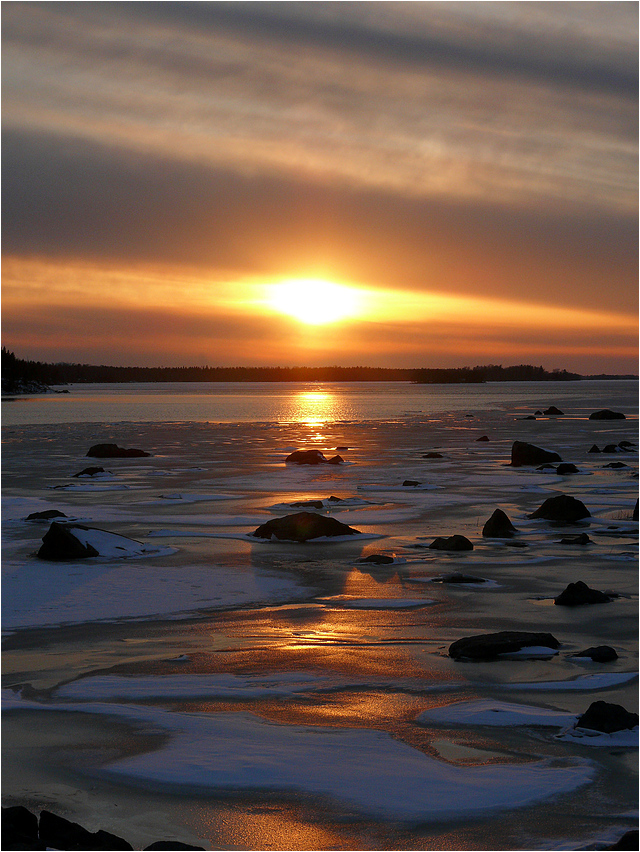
top-left (2, 348), bottom-right (587, 393)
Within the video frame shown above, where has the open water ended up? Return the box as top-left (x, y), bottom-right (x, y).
top-left (2, 381), bottom-right (638, 850)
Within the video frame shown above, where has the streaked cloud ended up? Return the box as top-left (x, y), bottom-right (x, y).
top-left (1, 2), bottom-right (637, 373)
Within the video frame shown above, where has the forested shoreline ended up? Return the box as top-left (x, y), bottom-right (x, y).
top-left (4, 347), bottom-right (631, 395)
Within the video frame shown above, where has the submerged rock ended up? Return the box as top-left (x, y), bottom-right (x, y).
top-left (403, 480), bottom-right (421, 486)
top-left (289, 500), bottom-right (324, 509)
top-left (25, 509), bottom-right (67, 521)
top-left (575, 701), bottom-right (638, 733)
top-left (510, 441), bottom-right (562, 467)
top-left (556, 463), bottom-right (579, 475)
top-left (252, 512), bottom-right (361, 542)
top-left (554, 581), bottom-right (613, 606)
top-left (449, 631), bottom-right (560, 661)
top-left (482, 508), bottom-right (517, 538)
top-left (429, 535), bottom-right (473, 551)
top-left (422, 452), bottom-right (444, 458)
top-left (432, 572), bottom-right (487, 584)
top-left (73, 466), bottom-right (107, 477)
top-left (87, 443), bottom-right (150, 458)
top-left (144, 844), bottom-right (205, 851)
top-left (528, 494), bottom-right (590, 522)
top-left (589, 409), bottom-right (626, 420)
top-left (559, 533), bottom-right (591, 545)
top-left (358, 554), bottom-right (395, 564)
top-left (603, 462), bottom-right (628, 469)
top-left (570, 645), bottom-right (618, 662)
top-left (285, 450), bottom-right (343, 465)
top-left (476, 435), bottom-right (490, 442)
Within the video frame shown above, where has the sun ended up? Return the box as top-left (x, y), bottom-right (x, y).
top-left (266, 278), bottom-right (362, 324)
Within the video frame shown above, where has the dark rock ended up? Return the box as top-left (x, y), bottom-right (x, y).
top-left (504, 540), bottom-right (528, 547)
top-left (252, 512), bottom-right (360, 542)
top-left (87, 443), bottom-right (150, 458)
top-left (285, 449), bottom-right (329, 464)
top-left (522, 415), bottom-right (537, 420)
top-left (575, 701), bottom-right (638, 733)
top-left (589, 409), bottom-right (626, 420)
top-left (543, 406), bottom-right (564, 415)
top-left (534, 410), bottom-right (543, 415)
top-left (422, 452), bottom-right (444, 458)
top-left (326, 454), bottom-right (344, 465)
top-left (37, 522), bottom-right (100, 560)
top-left (290, 500), bottom-right (324, 509)
top-left (39, 810), bottom-right (133, 851)
top-left (465, 413), bottom-right (474, 417)
top-left (358, 554), bottom-right (395, 564)
top-left (587, 444), bottom-right (601, 453)
top-left (536, 464), bottom-right (556, 470)
top-left (571, 645), bottom-right (618, 662)
top-left (634, 499), bottom-right (639, 521)
top-left (2, 806), bottom-right (41, 850)
top-left (403, 480), bottom-right (421, 486)
top-left (25, 509), bottom-right (67, 521)
top-left (328, 495), bottom-right (343, 502)
top-left (429, 535), bottom-right (473, 551)
top-left (618, 440), bottom-right (635, 448)
top-left (603, 444), bottom-right (620, 453)
top-left (510, 441), bottom-right (562, 467)
top-left (432, 572), bottom-right (487, 584)
top-left (603, 462), bottom-right (628, 469)
top-left (73, 466), bottom-right (106, 477)
top-left (476, 435), bottom-right (490, 441)
top-left (606, 829), bottom-right (640, 850)
top-left (556, 463), bottom-right (579, 474)
top-left (482, 508), bottom-right (518, 538)
top-left (528, 494), bottom-right (590, 522)
top-left (144, 844), bottom-right (205, 851)
top-left (449, 631), bottom-right (560, 661)
top-left (560, 533), bottom-right (591, 544)
top-left (335, 446), bottom-right (350, 451)
top-left (554, 581), bottom-right (613, 606)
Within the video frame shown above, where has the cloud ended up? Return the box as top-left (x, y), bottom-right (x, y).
top-left (3, 128), bottom-right (637, 314)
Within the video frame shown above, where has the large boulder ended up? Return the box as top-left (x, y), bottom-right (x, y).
top-left (428, 535), bottom-right (473, 551)
top-left (528, 494), bottom-right (590, 522)
top-left (449, 631), bottom-right (561, 661)
top-left (482, 509), bottom-right (517, 538)
top-left (589, 409), bottom-right (626, 420)
top-left (284, 450), bottom-right (343, 465)
top-left (252, 512), bottom-right (361, 542)
top-left (510, 441), bottom-right (562, 467)
top-left (606, 830), bottom-right (640, 850)
top-left (1, 806), bottom-right (40, 850)
top-left (575, 701), bottom-right (638, 734)
top-left (87, 443), bottom-right (150, 458)
top-left (37, 523), bottom-right (100, 560)
top-left (39, 810), bottom-right (133, 851)
top-left (37, 523), bottom-right (149, 560)
top-left (554, 581), bottom-right (613, 606)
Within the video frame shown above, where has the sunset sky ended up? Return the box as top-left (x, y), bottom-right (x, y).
top-left (2, 1), bottom-right (638, 372)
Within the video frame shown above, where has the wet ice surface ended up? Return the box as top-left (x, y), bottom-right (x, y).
top-left (2, 381), bottom-right (638, 850)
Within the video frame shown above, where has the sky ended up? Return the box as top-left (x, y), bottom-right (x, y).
top-left (2, 0), bottom-right (638, 373)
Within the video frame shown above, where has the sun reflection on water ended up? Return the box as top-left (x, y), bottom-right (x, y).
top-left (285, 390), bottom-right (337, 425)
